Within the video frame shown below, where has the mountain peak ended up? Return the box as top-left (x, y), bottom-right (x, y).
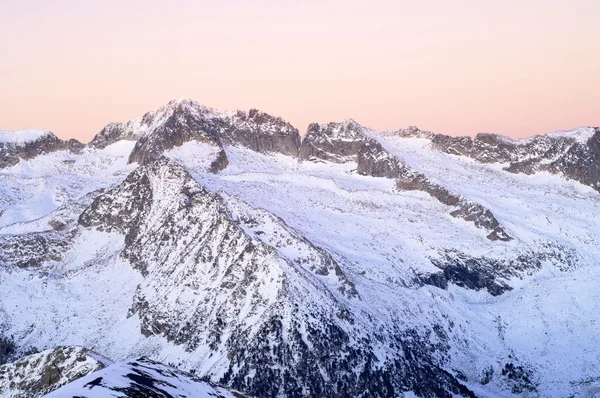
top-left (0, 129), bottom-right (54, 145)
top-left (546, 126), bottom-right (597, 144)
top-left (0, 129), bottom-right (83, 169)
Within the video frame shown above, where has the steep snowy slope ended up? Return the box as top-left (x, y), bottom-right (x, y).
top-left (0, 346), bottom-right (109, 398)
top-left (0, 100), bottom-right (599, 397)
top-left (43, 357), bottom-right (248, 398)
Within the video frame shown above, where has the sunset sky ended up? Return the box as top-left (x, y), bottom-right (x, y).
top-left (1, 0), bottom-right (599, 142)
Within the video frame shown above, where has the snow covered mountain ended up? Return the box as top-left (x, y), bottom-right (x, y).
top-left (0, 130), bottom-right (83, 169)
top-left (0, 99), bottom-right (599, 397)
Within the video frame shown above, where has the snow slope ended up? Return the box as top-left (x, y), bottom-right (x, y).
top-left (43, 357), bottom-right (248, 398)
top-left (0, 130), bottom-right (52, 145)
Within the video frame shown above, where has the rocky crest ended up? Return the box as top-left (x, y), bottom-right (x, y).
top-left (391, 126), bottom-right (600, 192)
top-left (0, 346), bottom-right (108, 398)
top-left (299, 120), bottom-right (511, 240)
top-left (89, 99), bottom-right (302, 169)
top-left (420, 242), bottom-right (577, 296)
top-left (222, 109), bottom-right (301, 157)
top-left (396, 172), bottom-right (511, 241)
top-left (0, 130), bottom-right (83, 169)
top-left (44, 356), bottom-right (248, 398)
top-left (298, 119), bottom-right (368, 162)
top-left (125, 100), bottom-right (224, 165)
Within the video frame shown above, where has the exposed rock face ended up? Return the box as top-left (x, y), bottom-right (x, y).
top-left (356, 139), bottom-right (405, 178)
top-left (89, 99), bottom-right (302, 169)
top-left (222, 109), bottom-right (301, 157)
top-left (395, 172), bottom-right (512, 241)
top-left (0, 346), bottom-right (108, 398)
top-left (0, 130), bottom-right (83, 169)
top-left (76, 157), bottom-right (474, 398)
top-left (87, 122), bottom-right (143, 149)
top-left (0, 232), bottom-right (71, 268)
top-left (208, 148), bottom-right (230, 173)
top-left (44, 357), bottom-right (249, 398)
top-left (548, 128), bottom-right (600, 190)
top-left (419, 243), bottom-right (576, 296)
top-left (126, 99), bottom-right (224, 165)
top-left (298, 119), bottom-right (368, 162)
top-left (0, 337), bottom-right (17, 366)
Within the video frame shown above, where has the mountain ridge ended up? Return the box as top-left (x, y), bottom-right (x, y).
top-left (1, 98), bottom-right (599, 397)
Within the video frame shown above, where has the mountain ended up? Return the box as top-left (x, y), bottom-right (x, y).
top-left (0, 99), bottom-right (599, 397)
top-left (0, 130), bottom-right (83, 169)
top-left (88, 99), bottom-right (300, 169)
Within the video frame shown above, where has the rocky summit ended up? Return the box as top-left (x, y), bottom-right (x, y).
top-left (0, 99), bottom-right (599, 398)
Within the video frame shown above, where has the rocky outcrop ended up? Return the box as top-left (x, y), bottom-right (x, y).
top-left (125, 99), bottom-right (224, 165)
top-left (419, 243), bottom-right (576, 295)
top-left (548, 128), bottom-right (600, 190)
top-left (298, 119), bottom-right (368, 162)
top-left (0, 346), bottom-right (108, 398)
top-left (209, 148), bottom-right (230, 173)
top-left (222, 109), bottom-right (301, 156)
top-left (356, 139), bottom-right (405, 178)
top-left (44, 357), bottom-right (249, 398)
top-left (395, 172), bottom-right (512, 241)
top-left (0, 130), bottom-right (83, 169)
top-left (87, 122), bottom-right (142, 149)
top-left (0, 232), bottom-right (71, 268)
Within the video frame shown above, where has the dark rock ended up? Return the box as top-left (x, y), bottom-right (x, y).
top-left (419, 244), bottom-right (575, 295)
top-left (501, 362), bottom-right (538, 393)
top-left (127, 101), bottom-right (224, 165)
top-left (222, 109), bottom-right (301, 156)
top-left (397, 174), bottom-right (511, 241)
top-left (0, 336), bottom-right (16, 366)
top-left (89, 99), bottom-right (302, 168)
top-left (88, 122), bottom-right (140, 149)
top-left (298, 120), bottom-right (368, 162)
top-left (356, 140), bottom-right (404, 178)
top-left (0, 232), bottom-right (71, 268)
top-left (209, 149), bottom-right (230, 174)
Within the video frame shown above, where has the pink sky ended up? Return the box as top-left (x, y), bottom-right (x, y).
top-left (1, 0), bottom-right (599, 142)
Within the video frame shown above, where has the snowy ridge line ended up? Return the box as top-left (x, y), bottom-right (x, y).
top-left (0, 129), bottom-right (53, 145)
top-left (1, 99), bottom-right (600, 397)
top-left (42, 356), bottom-right (250, 398)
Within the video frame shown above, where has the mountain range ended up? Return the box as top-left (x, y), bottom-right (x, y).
top-left (0, 98), bottom-right (599, 397)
